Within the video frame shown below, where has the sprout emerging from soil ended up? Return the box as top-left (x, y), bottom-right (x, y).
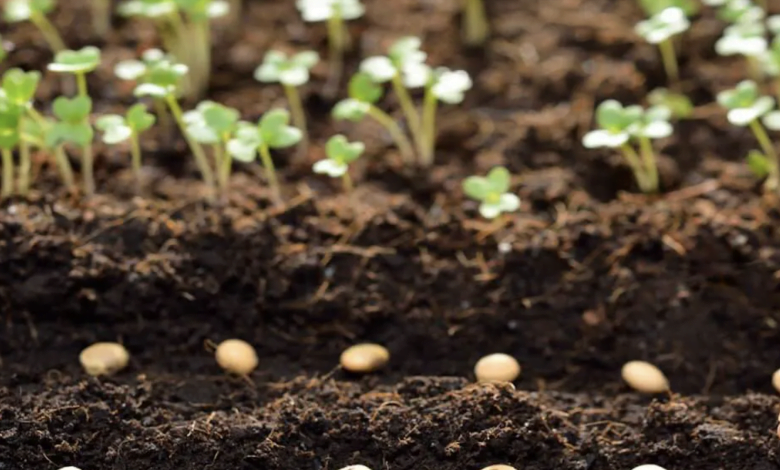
top-left (297, 0), bottom-right (365, 94)
top-left (96, 104), bottom-right (156, 187)
top-left (313, 134), bottom-right (365, 192)
top-left (462, 166), bottom-right (520, 219)
top-left (48, 46), bottom-right (101, 97)
top-left (4, 0), bottom-right (66, 52)
top-left (582, 100), bottom-right (672, 193)
top-left (183, 100), bottom-right (241, 191)
top-left (420, 67), bottom-right (473, 166)
top-left (254, 50), bottom-right (319, 150)
top-left (47, 95), bottom-right (96, 194)
top-left (333, 72), bottom-right (415, 163)
top-left (717, 80), bottom-right (780, 190)
top-left (227, 109), bottom-right (302, 202)
top-left (461, 0), bottom-right (490, 46)
top-left (635, 7), bottom-right (690, 84)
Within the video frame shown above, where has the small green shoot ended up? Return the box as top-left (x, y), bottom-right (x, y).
top-left (254, 50), bottom-right (319, 150)
top-left (48, 96), bottom-right (95, 194)
top-left (183, 100), bottom-right (240, 190)
top-left (1, 68), bottom-right (42, 195)
top-left (96, 104), bottom-right (156, 186)
top-left (715, 20), bottom-right (767, 79)
top-left (635, 7), bottom-right (690, 85)
top-left (4, 0), bottom-right (66, 52)
top-left (461, 0), bottom-right (490, 46)
top-left (462, 166), bottom-right (520, 219)
top-left (313, 134), bottom-right (365, 192)
top-left (0, 102), bottom-right (21, 198)
top-left (717, 80), bottom-right (779, 190)
top-left (711, 0), bottom-right (765, 23)
top-left (0, 35), bottom-right (7, 64)
top-left (420, 67), bottom-right (472, 166)
top-left (648, 87), bottom-right (693, 119)
top-left (333, 72), bottom-right (415, 163)
top-left (227, 109), bottom-right (302, 202)
top-left (47, 46), bottom-right (101, 97)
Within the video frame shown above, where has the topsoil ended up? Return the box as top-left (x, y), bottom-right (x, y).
top-left (3, 0), bottom-right (780, 468)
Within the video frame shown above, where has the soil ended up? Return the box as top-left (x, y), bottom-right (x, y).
top-left (3, 0), bottom-right (780, 469)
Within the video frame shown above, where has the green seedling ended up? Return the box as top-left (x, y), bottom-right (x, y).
top-left (115, 49), bottom-right (175, 135)
top-left (96, 104), bottom-right (156, 186)
top-left (297, 0), bottom-right (365, 94)
top-left (420, 67), bottom-right (473, 166)
top-left (313, 134), bottom-right (365, 192)
top-left (717, 80), bottom-right (780, 190)
top-left (462, 166), bottom-right (520, 219)
top-left (461, 0), bottom-right (490, 46)
top-left (183, 100), bottom-right (240, 190)
top-left (710, 0), bottom-right (765, 23)
top-left (227, 108), bottom-right (302, 202)
top-left (648, 87), bottom-right (693, 119)
top-left (0, 103), bottom-right (21, 198)
top-left (4, 0), bottom-right (66, 52)
top-left (132, 57), bottom-right (217, 193)
top-left (47, 46), bottom-right (101, 97)
top-left (333, 72), bottom-right (415, 163)
top-left (47, 96), bottom-right (95, 194)
top-left (254, 50), bottom-right (319, 150)
top-left (715, 20), bottom-right (767, 79)
top-left (0, 35), bottom-right (7, 64)
top-left (583, 100), bottom-right (672, 193)
top-left (1, 68), bottom-right (42, 195)
top-left (638, 0), bottom-right (699, 16)
top-left (635, 7), bottom-right (690, 85)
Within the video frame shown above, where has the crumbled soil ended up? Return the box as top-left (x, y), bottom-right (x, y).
top-left (3, 0), bottom-right (780, 468)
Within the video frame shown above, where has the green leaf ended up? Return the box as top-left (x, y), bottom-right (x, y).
top-left (52, 96), bottom-right (92, 122)
top-left (49, 121), bottom-right (93, 147)
top-left (202, 102), bottom-right (239, 135)
top-left (462, 176), bottom-right (491, 201)
top-left (325, 134), bottom-right (364, 164)
top-left (595, 100), bottom-right (627, 129)
top-left (486, 166), bottom-right (511, 193)
top-left (332, 98), bottom-right (370, 121)
top-left (747, 150), bottom-right (770, 178)
top-left (647, 87), bottom-right (693, 119)
top-left (48, 46), bottom-right (102, 74)
top-left (126, 103), bottom-right (156, 132)
top-left (0, 108), bottom-right (21, 149)
top-left (258, 108), bottom-right (302, 149)
top-left (96, 114), bottom-right (133, 144)
top-left (348, 72), bottom-right (383, 104)
top-left (227, 124), bottom-right (261, 162)
top-left (2, 68), bottom-right (41, 107)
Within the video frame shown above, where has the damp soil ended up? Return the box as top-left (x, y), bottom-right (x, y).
top-left (3, 0), bottom-right (780, 468)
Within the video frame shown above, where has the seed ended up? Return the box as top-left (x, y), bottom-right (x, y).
top-left (337, 466), bottom-right (372, 470)
top-left (340, 343), bottom-right (389, 373)
top-left (79, 342), bottom-right (130, 376)
top-left (481, 465), bottom-right (518, 470)
top-left (474, 353), bottom-right (521, 382)
top-left (772, 368), bottom-right (780, 393)
top-left (621, 361), bottom-right (669, 393)
top-left (215, 339), bottom-right (258, 375)
top-left (631, 465), bottom-right (667, 470)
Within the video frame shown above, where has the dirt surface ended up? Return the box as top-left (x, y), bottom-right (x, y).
top-left (3, 0), bottom-right (780, 468)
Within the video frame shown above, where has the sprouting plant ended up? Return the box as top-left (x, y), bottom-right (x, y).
top-left (461, 0), bottom-right (490, 46)
top-left (715, 20), bottom-right (767, 79)
top-left (713, 0), bottom-right (765, 23)
top-left (254, 50), bottom-right (319, 150)
top-left (635, 7), bottom-right (690, 84)
top-left (115, 49), bottom-right (175, 135)
top-left (227, 109), bottom-right (302, 202)
top-left (333, 72), bottom-right (415, 163)
top-left (648, 87), bottom-right (693, 119)
top-left (95, 104), bottom-right (156, 185)
top-left (582, 100), bottom-right (672, 193)
top-left (0, 102), bottom-right (21, 198)
top-left (1, 68), bottom-right (43, 195)
top-left (47, 46), bottom-right (101, 97)
top-left (717, 80), bottom-right (780, 190)
top-left (47, 96), bottom-right (95, 194)
top-left (761, 37), bottom-right (780, 99)
top-left (183, 100), bottom-right (240, 190)
top-left (4, 0), bottom-right (66, 52)
top-left (420, 67), bottom-right (473, 166)
top-left (313, 134), bottom-right (365, 191)
top-left (296, 0), bottom-right (365, 93)
top-left (462, 166), bottom-right (520, 219)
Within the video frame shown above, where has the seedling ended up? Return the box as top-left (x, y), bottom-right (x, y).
top-left (4, 0), bottom-right (66, 52)
top-left (462, 166), bottom-right (520, 219)
top-left (47, 46), bottom-right (101, 97)
top-left (115, 49), bottom-right (175, 135)
top-left (1, 68), bottom-right (43, 195)
top-left (333, 72), bottom-right (415, 163)
top-left (254, 50), bottom-right (319, 149)
top-left (227, 108), bottom-right (302, 201)
top-left (461, 0), bottom-right (490, 46)
top-left (313, 134), bottom-right (365, 191)
top-left (717, 80), bottom-right (780, 190)
top-left (47, 96), bottom-right (95, 194)
top-left (420, 67), bottom-right (473, 166)
top-left (297, 0), bottom-right (365, 93)
top-left (715, 20), bottom-right (767, 79)
top-left (635, 7), bottom-right (690, 84)
top-left (96, 104), bottom-right (156, 185)
top-left (183, 100), bottom-right (240, 190)
top-left (582, 100), bottom-right (672, 193)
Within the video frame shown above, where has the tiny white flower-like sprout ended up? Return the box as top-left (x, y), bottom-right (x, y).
top-left (635, 7), bottom-right (690, 44)
top-left (462, 166), bottom-right (520, 219)
top-left (763, 110), bottom-right (780, 130)
top-left (715, 20), bottom-right (768, 57)
top-left (313, 134), bottom-right (365, 179)
top-left (717, 80), bottom-right (775, 126)
top-left (114, 60), bottom-right (147, 80)
top-left (629, 105), bottom-right (673, 139)
top-left (718, 0), bottom-right (765, 24)
top-left (359, 36), bottom-right (428, 85)
top-left (296, 0), bottom-right (365, 22)
top-left (359, 56), bottom-right (396, 83)
top-left (431, 68), bottom-right (472, 104)
top-left (254, 50), bottom-right (319, 87)
top-left (582, 100), bottom-right (644, 149)
top-left (402, 60), bottom-right (432, 88)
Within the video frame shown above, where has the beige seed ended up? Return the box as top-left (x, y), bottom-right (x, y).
top-left (215, 339), bottom-right (258, 375)
top-left (340, 343), bottom-right (389, 373)
top-left (79, 342), bottom-right (130, 376)
top-left (481, 465), bottom-right (518, 470)
top-left (772, 368), bottom-right (780, 393)
top-left (621, 360), bottom-right (669, 393)
top-left (474, 353), bottom-right (521, 382)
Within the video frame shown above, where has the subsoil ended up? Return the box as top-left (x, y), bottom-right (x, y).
top-left (3, 0), bottom-right (780, 468)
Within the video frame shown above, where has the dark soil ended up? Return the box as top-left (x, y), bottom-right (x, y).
top-left (3, 0), bottom-right (780, 468)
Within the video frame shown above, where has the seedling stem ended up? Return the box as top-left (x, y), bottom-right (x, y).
top-left (462, 0), bottom-right (489, 46)
top-left (165, 94), bottom-right (216, 193)
top-left (637, 135), bottom-right (659, 192)
top-left (30, 12), bottom-right (66, 52)
top-left (54, 145), bottom-right (76, 190)
top-left (342, 171), bottom-right (353, 192)
top-left (130, 130), bottom-right (142, 176)
top-left (18, 134), bottom-right (31, 195)
top-left (92, 0), bottom-right (111, 37)
top-left (283, 83), bottom-right (308, 151)
top-left (326, 9), bottom-right (346, 94)
top-left (620, 143), bottom-right (653, 192)
top-left (1, 148), bottom-right (12, 198)
top-left (76, 73), bottom-right (88, 97)
top-left (82, 144), bottom-right (95, 195)
top-left (366, 105), bottom-right (415, 163)
top-left (749, 119), bottom-right (780, 189)
top-left (257, 143), bottom-right (281, 202)
top-left (420, 86), bottom-right (438, 166)
top-left (658, 39), bottom-right (679, 86)
top-left (391, 75), bottom-right (423, 153)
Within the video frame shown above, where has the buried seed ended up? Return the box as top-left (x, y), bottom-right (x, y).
top-left (79, 342), bottom-right (130, 376)
top-left (337, 466), bottom-right (372, 470)
top-left (481, 465), bottom-right (518, 470)
top-left (340, 343), bottom-right (390, 373)
top-left (772, 368), bottom-right (780, 393)
top-left (474, 353), bottom-right (521, 382)
top-left (632, 465), bottom-right (667, 470)
top-left (215, 339), bottom-right (258, 375)
top-left (621, 360), bottom-right (669, 393)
